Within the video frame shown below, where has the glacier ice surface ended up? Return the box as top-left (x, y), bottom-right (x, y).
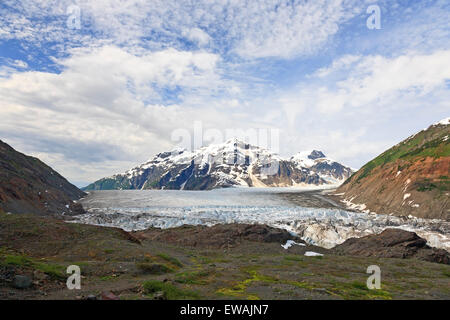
top-left (75, 189), bottom-right (450, 250)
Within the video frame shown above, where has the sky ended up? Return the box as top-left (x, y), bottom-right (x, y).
top-left (0, 0), bottom-right (449, 187)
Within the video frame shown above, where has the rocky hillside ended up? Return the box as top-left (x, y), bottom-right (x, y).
top-left (1, 211), bottom-right (449, 300)
top-left (0, 140), bottom-right (86, 216)
top-left (83, 140), bottom-right (353, 191)
top-left (335, 118), bottom-right (449, 220)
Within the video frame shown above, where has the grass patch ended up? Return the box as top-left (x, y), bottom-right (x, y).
top-left (33, 262), bottom-right (65, 280)
top-left (136, 262), bottom-right (174, 275)
top-left (283, 255), bottom-right (305, 263)
top-left (350, 281), bottom-right (368, 291)
top-left (416, 176), bottom-right (449, 193)
top-left (175, 270), bottom-right (213, 285)
top-left (143, 280), bottom-right (200, 300)
top-left (329, 280), bottom-right (392, 300)
top-left (157, 253), bottom-right (183, 267)
top-left (216, 267), bottom-right (277, 299)
top-left (0, 253), bottom-right (65, 280)
top-left (349, 126), bottom-right (450, 184)
top-left (3, 254), bottom-right (32, 267)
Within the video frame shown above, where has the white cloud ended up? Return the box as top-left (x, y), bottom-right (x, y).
top-left (1, 0), bottom-right (450, 185)
top-left (269, 50), bottom-right (450, 167)
top-left (299, 50), bottom-right (450, 114)
top-left (182, 28), bottom-right (211, 47)
top-left (230, 0), bottom-right (364, 59)
top-left (0, 0), bottom-right (366, 59)
top-left (314, 55), bottom-right (361, 78)
top-left (0, 45), bottom-right (268, 184)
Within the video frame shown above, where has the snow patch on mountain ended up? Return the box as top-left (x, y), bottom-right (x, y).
top-left (433, 117), bottom-right (450, 126)
top-left (84, 140), bottom-right (354, 191)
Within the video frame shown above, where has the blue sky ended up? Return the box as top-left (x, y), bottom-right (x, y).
top-left (0, 0), bottom-right (449, 187)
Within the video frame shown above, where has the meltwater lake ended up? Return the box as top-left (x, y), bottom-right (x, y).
top-left (76, 188), bottom-right (450, 250)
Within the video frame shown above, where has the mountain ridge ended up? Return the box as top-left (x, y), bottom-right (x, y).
top-left (83, 140), bottom-right (354, 191)
top-left (0, 140), bottom-right (86, 216)
top-left (335, 118), bottom-right (449, 220)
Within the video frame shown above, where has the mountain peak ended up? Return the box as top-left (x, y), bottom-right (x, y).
top-left (308, 150), bottom-right (326, 160)
top-left (432, 117), bottom-right (450, 127)
top-left (84, 142), bottom-right (354, 191)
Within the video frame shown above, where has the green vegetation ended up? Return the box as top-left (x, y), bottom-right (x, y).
top-left (0, 252), bottom-right (65, 280)
top-left (157, 253), bottom-right (183, 267)
top-left (328, 280), bottom-right (392, 300)
top-left (136, 262), bottom-right (175, 275)
top-left (283, 255), bottom-right (305, 262)
top-left (351, 126), bottom-right (449, 183)
top-left (175, 270), bottom-right (212, 285)
top-left (83, 177), bottom-right (132, 191)
top-left (216, 267), bottom-right (275, 300)
top-left (143, 280), bottom-right (200, 299)
top-left (416, 176), bottom-right (449, 192)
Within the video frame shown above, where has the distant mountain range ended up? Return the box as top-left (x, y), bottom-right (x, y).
top-left (83, 140), bottom-right (354, 191)
top-left (335, 118), bottom-right (449, 220)
top-left (0, 140), bottom-right (85, 216)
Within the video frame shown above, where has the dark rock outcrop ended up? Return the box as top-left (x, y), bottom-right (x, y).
top-left (308, 150), bottom-right (326, 160)
top-left (12, 275), bottom-right (32, 289)
top-left (0, 140), bottom-right (86, 216)
top-left (134, 224), bottom-right (302, 249)
top-left (332, 228), bottom-right (449, 264)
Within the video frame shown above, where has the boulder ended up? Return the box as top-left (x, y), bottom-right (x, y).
top-left (153, 291), bottom-right (167, 300)
top-left (332, 228), bottom-right (449, 264)
top-left (12, 275), bottom-right (32, 289)
top-left (135, 224), bottom-right (301, 249)
top-left (101, 291), bottom-right (120, 300)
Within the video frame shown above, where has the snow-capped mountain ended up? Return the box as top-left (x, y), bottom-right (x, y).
top-left (83, 140), bottom-right (354, 191)
top-left (290, 150), bottom-right (354, 184)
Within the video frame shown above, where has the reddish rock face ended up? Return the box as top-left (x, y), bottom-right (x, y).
top-left (338, 156), bottom-right (449, 220)
top-left (0, 140), bottom-right (86, 216)
top-left (336, 121), bottom-right (449, 220)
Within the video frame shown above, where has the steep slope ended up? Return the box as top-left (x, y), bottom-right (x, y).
top-left (0, 140), bottom-right (86, 216)
top-left (335, 118), bottom-right (450, 220)
top-left (84, 140), bottom-right (353, 191)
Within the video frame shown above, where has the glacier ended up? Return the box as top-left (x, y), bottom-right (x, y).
top-left (74, 189), bottom-right (450, 250)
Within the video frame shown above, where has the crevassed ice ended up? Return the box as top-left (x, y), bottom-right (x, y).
top-left (75, 202), bottom-right (450, 250)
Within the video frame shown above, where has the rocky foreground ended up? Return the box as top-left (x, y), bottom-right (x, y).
top-left (1, 211), bottom-right (449, 300)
